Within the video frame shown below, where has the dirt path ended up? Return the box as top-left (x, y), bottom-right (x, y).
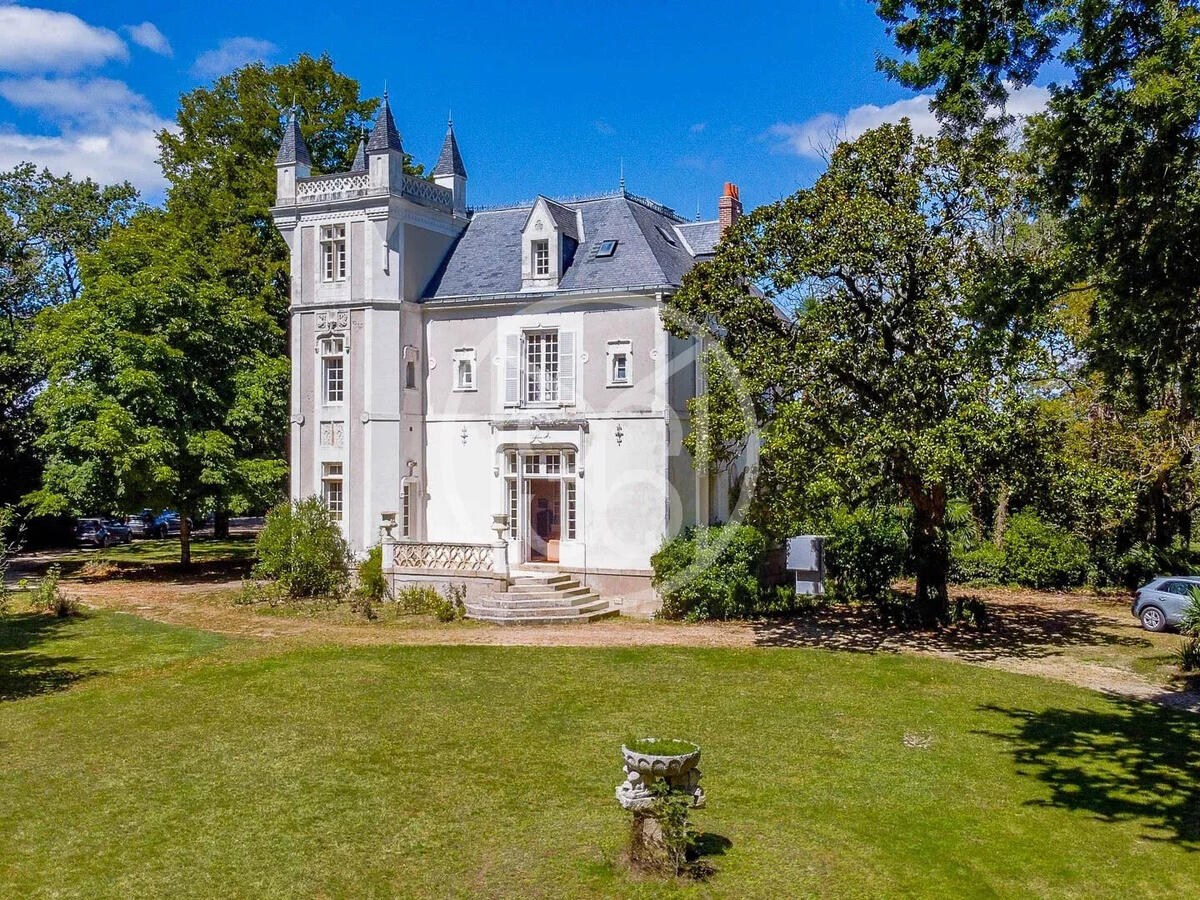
top-left (57, 577), bottom-right (1200, 713)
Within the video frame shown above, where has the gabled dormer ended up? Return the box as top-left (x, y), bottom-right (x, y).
top-left (521, 196), bottom-right (582, 290)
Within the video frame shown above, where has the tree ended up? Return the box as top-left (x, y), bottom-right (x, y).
top-left (28, 54), bottom-right (379, 561)
top-left (0, 166), bottom-right (138, 509)
top-left (669, 123), bottom-right (1048, 624)
top-left (876, 0), bottom-right (1200, 547)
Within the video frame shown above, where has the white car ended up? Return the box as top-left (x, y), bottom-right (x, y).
top-left (1131, 576), bottom-right (1200, 632)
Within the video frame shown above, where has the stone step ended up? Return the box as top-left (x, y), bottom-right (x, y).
top-left (494, 585), bottom-right (590, 601)
top-left (482, 592), bottom-right (602, 610)
top-left (510, 573), bottom-right (574, 587)
top-left (466, 597), bottom-right (610, 618)
top-left (465, 604), bottom-right (619, 626)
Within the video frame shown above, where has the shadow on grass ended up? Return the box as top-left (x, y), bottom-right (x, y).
top-left (751, 599), bottom-right (1147, 662)
top-left (10, 537), bottom-right (255, 585)
top-left (0, 612), bottom-right (96, 702)
top-left (980, 700), bottom-right (1200, 847)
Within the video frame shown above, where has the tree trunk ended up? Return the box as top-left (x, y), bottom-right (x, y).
top-left (992, 484), bottom-right (1010, 548)
top-left (214, 509), bottom-right (230, 540)
top-left (179, 512), bottom-right (191, 566)
top-left (1151, 478), bottom-right (1172, 549)
top-left (911, 485), bottom-right (949, 627)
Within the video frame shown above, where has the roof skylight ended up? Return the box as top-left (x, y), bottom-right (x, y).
top-left (596, 239), bottom-right (618, 258)
top-left (655, 225), bottom-right (678, 246)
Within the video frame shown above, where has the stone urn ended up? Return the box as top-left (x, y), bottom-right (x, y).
top-left (616, 738), bottom-right (706, 811)
top-left (491, 513), bottom-right (509, 541)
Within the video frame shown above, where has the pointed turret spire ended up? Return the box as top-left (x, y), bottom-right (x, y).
top-left (432, 118), bottom-right (467, 179)
top-left (349, 136), bottom-right (367, 172)
top-left (275, 107), bottom-right (311, 167)
top-left (366, 90), bottom-right (403, 153)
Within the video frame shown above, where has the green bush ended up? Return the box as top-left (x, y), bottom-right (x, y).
top-left (394, 583), bottom-right (466, 622)
top-left (355, 545), bottom-right (389, 603)
top-left (1110, 542), bottom-right (1200, 592)
top-left (1177, 636), bottom-right (1200, 672)
top-left (824, 508), bottom-right (909, 607)
top-left (1000, 513), bottom-right (1089, 589)
top-left (651, 524), bottom-right (773, 621)
top-left (33, 565), bottom-right (77, 618)
top-left (949, 544), bottom-right (1004, 585)
top-left (253, 497), bottom-right (351, 599)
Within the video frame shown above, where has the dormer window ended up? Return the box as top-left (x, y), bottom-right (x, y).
top-left (321, 224), bottom-right (347, 281)
top-left (532, 240), bottom-right (550, 277)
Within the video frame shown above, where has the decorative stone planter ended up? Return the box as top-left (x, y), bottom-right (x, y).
top-left (616, 739), bottom-right (706, 811)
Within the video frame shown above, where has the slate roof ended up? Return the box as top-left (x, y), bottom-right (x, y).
top-left (349, 139), bottom-right (367, 172)
top-left (275, 110), bottom-right (311, 167)
top-left (422, 193), bottom-right (711, 299)
top-left (366, 94), bottom-right (403, 153)
top-left (432, 123), bottom-right (467, 178)
top-left (676, 221), bottom-right (722, 257)
top-left (538, 197), bottom-right (580, 240)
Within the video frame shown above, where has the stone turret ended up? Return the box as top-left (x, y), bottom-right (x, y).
top-left (432, 118), bottom-right (468, 215)
top-left (274, 108), bottom-right (311, 203)
top-left (367, 91), bottom-right (405, 190)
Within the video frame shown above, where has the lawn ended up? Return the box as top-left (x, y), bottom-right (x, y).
top-left (1, 609), bottom-right (1199, 897)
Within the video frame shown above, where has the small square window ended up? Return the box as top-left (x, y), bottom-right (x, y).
top-left (453, 347), bottom-right (476, 391)
top-left (596, 239), bottom-right (618, 258)
top-left (606, 340), bottom-right (632, 387)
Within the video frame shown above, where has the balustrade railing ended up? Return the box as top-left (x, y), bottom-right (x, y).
top-left (385, 539), bottom-right (504, 574)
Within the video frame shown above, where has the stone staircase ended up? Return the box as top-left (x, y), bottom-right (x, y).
top-left (465, 571), bottom-right (619, 625)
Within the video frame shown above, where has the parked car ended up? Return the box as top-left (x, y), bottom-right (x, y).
top-left (151, 511), bottom-right (192, 539)
top-left (123, 510), bottom-right (155, 538)
top-left (1132, 576), bottom-right (1200, 631)
top-left (74, 518), bottom-right (132, 548)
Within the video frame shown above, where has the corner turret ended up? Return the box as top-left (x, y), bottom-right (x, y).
top-left (275, 108), bottom-right (311, 203)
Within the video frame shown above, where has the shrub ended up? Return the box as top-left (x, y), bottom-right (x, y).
top-left (1000, 513), bottom-right (1089, 590)
top-left (34, 565), bottom-right (78, 618)
top-left (949, 544), bottom-right (1004, 585)
top-left (394, 583), bottom-right (466, 622)
top-left (253, 497), bottom-right (351, 598)
top-left (824, 508), bottom-right (908, 607)
top-left (1177, 636), bottom-right (1200, 672)
top-left (0, 506), bottom-right (22, 617)
top-left (355, 545), bottom-right (389, 602)
top-left (651, 524), bottom-right (771, 621)
top-left (1110, 542), bottom-right (1200, 592)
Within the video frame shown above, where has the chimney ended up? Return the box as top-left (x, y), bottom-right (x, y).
top-left (718, 182), bottom-right (742, 232)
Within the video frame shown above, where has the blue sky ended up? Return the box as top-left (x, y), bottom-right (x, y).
top-left (0, 1), bottom-right (1050, 215)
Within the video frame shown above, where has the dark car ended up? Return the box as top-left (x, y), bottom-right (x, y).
top-left (151, 511), bottom-right (192, 539)
top-left (74, 518), bottom-right (132, 548)
top-left (123, 510), bottom-right (154, 538)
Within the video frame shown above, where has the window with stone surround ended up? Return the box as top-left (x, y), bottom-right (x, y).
top-left (321, 224), bottom-right (346, 282)
top-left (322, 462), bottom-right (343, 521)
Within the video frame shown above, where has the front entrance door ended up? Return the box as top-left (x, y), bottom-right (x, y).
top-left (527, 478), bottom-right (561, 563)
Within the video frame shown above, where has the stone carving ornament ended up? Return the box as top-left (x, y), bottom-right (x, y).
top-left (616, 741), bottom-right (706, 812)
top-left (315, 310), bottom-right (350, 334)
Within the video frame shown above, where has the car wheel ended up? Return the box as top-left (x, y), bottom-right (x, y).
top-left (1141, 606), bottom-right (1168, 632)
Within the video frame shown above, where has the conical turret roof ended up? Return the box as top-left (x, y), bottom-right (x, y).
top-left (349, 138), bottom-right (367, 172)
top-left (275, 108), bottom-right (311, 166)
top-left (366, 92), bottom-right (403, 153)
top-left (433, 120), bottom-right (466, 179)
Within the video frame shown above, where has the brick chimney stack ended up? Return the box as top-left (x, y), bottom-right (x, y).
top-left (718, 182), bottom-right (742, 232)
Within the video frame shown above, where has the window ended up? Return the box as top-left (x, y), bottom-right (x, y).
top-left (607, 340), bottom-right (631, 387)
top-left (322, 462), bottom-right (343, 521)
top-left (532, 239), bottom-right (550, 276)
top-left (321, 224), bottom-right (347, 281)
top-left (565, 479), bottom-right (576, 540)
top-left (453, 347), bottom-right (476, 391)
top-left (596, 239), bottom-right (618, 258)
top-left (655, 224), bottom-right (677, 246)
top-left (401, 482), bottom-right (412, 538)
top-left (321, 337), bottom-right (345, 404)
top-left (506, 479), bottom-right (519, 539)
top-left (506, 451), bottom-right (578, 543)
top-left (405, 360), bottom-right (417, 390)
top-left (525, 331), bottom-right (559, 403)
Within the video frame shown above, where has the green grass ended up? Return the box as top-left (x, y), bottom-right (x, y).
top-left (58, 536), bottom-right (256, 566)
top-left (624, 738), bottom-right (699, 757)
top-left (1, 611), bottom-right (1199, 897)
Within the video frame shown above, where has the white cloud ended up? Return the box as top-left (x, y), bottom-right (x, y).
top-left (0, 6), bottom-right (128, 73)
top-left (0, 75), bottom-right (169, 196)
top-left (191, 37), bottom-right (277, 79)
top-left (125, 22), bottom-right (172, 57)
top-left (689, 122), bottom-right (707, 134)
top-left (768, 85), bottom-right (1052, 159)
top-left (0, 76), bottom-right (152, 125)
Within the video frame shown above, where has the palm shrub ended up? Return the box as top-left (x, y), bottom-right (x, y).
top-left (1178, 589), bottom-right (1200, 672)
top-left (651, 524), bottom-right (771, 621)
top-left (253, 497), bottom-right (351, 599)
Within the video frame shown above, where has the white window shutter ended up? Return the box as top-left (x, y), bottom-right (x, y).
top-left (559, 331), bottom-right (576, 405)
top-left (504, 333), bottom-right (521, 406)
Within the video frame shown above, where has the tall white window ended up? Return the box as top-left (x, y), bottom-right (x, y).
top-left (453, 347), bottom-right (476, 391)
top-left (321, 224), bottom-right (347, 282)
top-left (322, 462), bottom-right (343, 521)
top-left (607, 340), bottom-right (632, 386)
top-left (525, 331), bottom-right (559, 404)
top-left (401, 482), bottom-right (412, 538)
top-left (321, 337), bottom-right (345, 404)
top-left (532, 239), bottom-right (550, 277)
